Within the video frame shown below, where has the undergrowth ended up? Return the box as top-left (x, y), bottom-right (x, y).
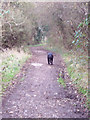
top-left (57, 77), bottom-right (66, 88)
top-left (63, 52), bottom-right (88, 108)
top-left (1, 48), bottom-right (30, 92)
top-left (63, 53), bottom-right (88, 95)
top-left (45, 45), bottom-right (88, 95)
top-left (45, 45), bottom-right (88, 108)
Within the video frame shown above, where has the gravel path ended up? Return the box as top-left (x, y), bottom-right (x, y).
top-left (2, 46), bottom-right (88, 118)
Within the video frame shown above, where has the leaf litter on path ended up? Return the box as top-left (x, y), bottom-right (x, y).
top-left (2, 46), bottom-right (88, 118)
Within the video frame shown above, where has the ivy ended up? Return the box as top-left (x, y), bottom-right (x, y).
top-left (77, 22), bottom-right (83, 28)
top-left (0, 9), bottom-right (10, 16)
top-left (72, 16), bottom-right (89, 52)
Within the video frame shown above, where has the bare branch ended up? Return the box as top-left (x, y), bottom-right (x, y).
top-left (11, 17), bottom-right (27, 26)
top-left (2, 16), bottom-right (27, 32)
top-left (2, 21), bottom-right (13, 32)
top-left (11, 11), bottom-right (27, 26)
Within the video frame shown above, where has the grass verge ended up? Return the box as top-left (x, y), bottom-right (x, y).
top-left (45, 45), bottom-right (88, 108)
top-left (45, 46), bottom-right (88, 95)
top-left (63, 53), bottom-right (88, 95)
top-left (57, 77), bottom-right (66, 88)
top-left (29, 43), bottom-right (44, 47)
top-left (1, 48), bottom-right (30, 92)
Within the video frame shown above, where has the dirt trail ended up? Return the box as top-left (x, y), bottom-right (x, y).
top-left (2, 46), bottom-right (88, 118)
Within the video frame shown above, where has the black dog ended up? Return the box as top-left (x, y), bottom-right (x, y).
top-left (47, 53), bottom-right (53, 65)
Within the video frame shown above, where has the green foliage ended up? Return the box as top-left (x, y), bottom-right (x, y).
top-left (1, 49), bottom-right (30, 92)
top-left (57, 77), bottom-right (66, 88)
top-left (34, 27), bottom-right (43, 43)
top-left (78, 86), bottom-right (87, 95)
top-left (67, 66), bottom-right (75, 76)
top-left (0, 9), bottom-right (10, 16)
top-left (42, 25), bottom-right (49, 32)
top-left (2, 55), bottom-right (20, 82)
top-left (63, 52), bottom-right (88, 95)
top-left (72, 16), bottom-right (89, 52)
top-left (84, 16), bottom-right (90, 25)
top-left (29, 43), bottom-right (44, 47)
top-left (63, 51), bottom-right (88, 109)
top-left (78, 22), bottom-right (83, 28)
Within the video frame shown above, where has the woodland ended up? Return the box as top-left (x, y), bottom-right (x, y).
top-left (0, 1), bottom-right (89, 118)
